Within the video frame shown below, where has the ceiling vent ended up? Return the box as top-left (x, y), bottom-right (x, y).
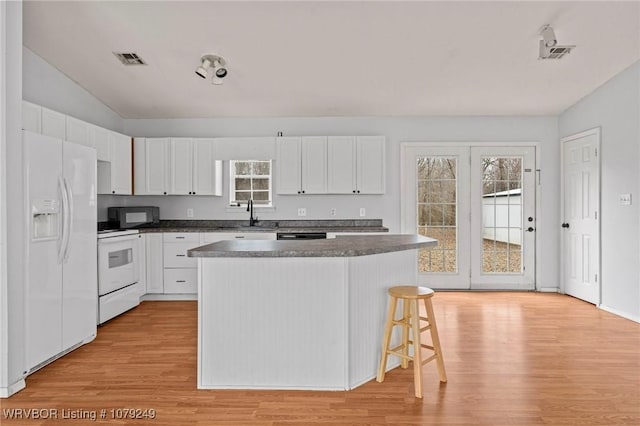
top-left (113, 52), bottom-right (147, 66)
top-left (539, 41), bottom-right (575, 60)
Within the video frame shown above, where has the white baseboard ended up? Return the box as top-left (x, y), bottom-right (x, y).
top-left (141, 294), bottom-right (197, 301)
top-left (538, 287), bottom-right (560, 293)
top-left (598, 304), bottom-right (640, 323)
top-left (0, 378), bottom-right (26, 398)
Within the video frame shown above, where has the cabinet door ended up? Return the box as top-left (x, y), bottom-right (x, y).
top-left (137, 234), bottom-right (147, 297)
top-left (192, 138), bottom-right (222, 196)
top-left (356, 136), bottom-right (385, 194)
top-left (66, 116), bottom-right (92, 148)
top-left (41, 107), bottom-right (66, 139)
top-left (145, 233), bottom-right (164, 294)
top-left (22, 101), bottom-right (42, 133)
top-left (276, 137), bottom-right (302, 194)
top-left (109, 132), bottom-right (132, 194)
top-left (145, 138), bottom-right (170, 195)
top-left (327, 136), bottom-right (356, 194)
top-left (92, 125), bottom-right (110, 161)
top-left (301, 136), bottom-right (327, 194)
top-left (170, 138), bottom-right (193, 195)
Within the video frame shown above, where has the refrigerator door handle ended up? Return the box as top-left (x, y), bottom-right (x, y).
top-left (58, 176), bottom-right (70, 264)
top-left (63, 177), bottom-right (74, 262)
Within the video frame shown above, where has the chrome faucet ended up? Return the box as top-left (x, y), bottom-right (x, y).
top-left (246, 199), bottom-right (258, 226)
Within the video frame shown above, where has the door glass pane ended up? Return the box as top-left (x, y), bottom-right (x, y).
top-left (481, 157), bottom-right (523, 274)
top-left (417, 157), bottom-right (457, 273)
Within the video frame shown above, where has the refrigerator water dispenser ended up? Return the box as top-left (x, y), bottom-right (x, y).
top-left (32, 199), bottom-right (60, 240)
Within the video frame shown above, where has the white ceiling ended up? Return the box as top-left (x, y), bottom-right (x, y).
top-left (23, 1), bottom-right (640, 119)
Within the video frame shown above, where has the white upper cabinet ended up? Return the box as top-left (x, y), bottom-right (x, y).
top-left (134, 138), bottom-right (221, 196)
top-left (65, 116), bottom-right (92, 148)
top-left (276, 137), bottom-right (302, 194)
top-left (109, 132), bottom-right (132, 195)
top-left (276, 136), bottom-right (327, 194)
top-left (327, 136), bottom-right (357, 194)
top-left (133, 137), bottom-right (170, 195)
top-left (327, 136), bottom-right (385, 194)
top-left (170, 138), bottom-right (193, 195)
top-left (22, 101), bottom-right (42, 133)
top-left (41, 107), bottom-right (66, 139)
top-left (192, 138), bottom-right (222, 196)
top-left (91, 125), bottom-right (110, 161)
top-left (356, 136), bottom-right (385, 194)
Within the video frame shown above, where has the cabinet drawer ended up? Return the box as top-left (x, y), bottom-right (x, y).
top-left (163, 232), bottom-right (200, 243)
top-left (163, 268), bottom-right (197, 294)
top-left (163, 242), bottom-right (199, 268)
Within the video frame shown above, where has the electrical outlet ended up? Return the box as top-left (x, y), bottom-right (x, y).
top-left (297, 208), bottom-right (307, 217)
top-left (619, 193), bottom-right (632, 205)
top-left (187, 208), bottom-right (194, 218)
top-left (330, 208), bottom-right (336, 217)
top-left (359, 208), bottom-right (366, 217)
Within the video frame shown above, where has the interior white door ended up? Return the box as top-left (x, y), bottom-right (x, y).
top-left (470, 147), bottom-right (536, 289)
top-left (402, 146), bottom-right (470, 289)
top-left (561, 129), bottom-right (600, 304)
top-left (61, 141), bottom-right (97, 348)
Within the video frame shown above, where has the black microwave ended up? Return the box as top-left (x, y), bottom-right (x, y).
top-left (107, 206), bottom-right (160, 229)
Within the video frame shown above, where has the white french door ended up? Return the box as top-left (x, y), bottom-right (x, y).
top-left (402, 144), bottom-right (536, 290)
top-left (561, 129), bottom-right (600, 305)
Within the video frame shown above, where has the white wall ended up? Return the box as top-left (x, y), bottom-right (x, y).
top-left (1, 0), bottom-right (25, 397)
top-left (119, 116), bottom-right (560, 290)
top-left (22, 47), bottom-right (123, 133)
top-left (559, 60), bottom-right (640, 321)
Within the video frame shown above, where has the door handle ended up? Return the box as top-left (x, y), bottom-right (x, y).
top-left (561, 223), bottom-right (570, 228)
top-left (526, 227), bottom-right (535, 232)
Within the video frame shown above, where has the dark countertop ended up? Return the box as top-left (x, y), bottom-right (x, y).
top-left (187, 234), bottom-right (436, 258)
top-left (128, 219), bottom-right (389, 234)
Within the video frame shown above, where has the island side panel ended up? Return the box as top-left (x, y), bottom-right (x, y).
top-left (198, 257), bottom-right (348, 390)
top-left (347, 250), bottom-right (418, 389)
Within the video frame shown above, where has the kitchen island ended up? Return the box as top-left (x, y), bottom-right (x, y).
top-left (188, 234), bottom-right (436, 391)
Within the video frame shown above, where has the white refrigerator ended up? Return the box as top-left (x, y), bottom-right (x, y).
top-left (24, 130), bottom-right (97, 372)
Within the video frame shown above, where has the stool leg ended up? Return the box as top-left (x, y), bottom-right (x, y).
top-left (377, 295), bottom-right (398, 382)
top-left (410, 299), bottom-right (423, 398)
top-left (400, 299), bottom-right (410, 369)
top-left (424, 298), bottom-right (447, 383)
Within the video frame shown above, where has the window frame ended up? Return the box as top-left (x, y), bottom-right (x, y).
top-left (229, 160), bottom-right (273, 208)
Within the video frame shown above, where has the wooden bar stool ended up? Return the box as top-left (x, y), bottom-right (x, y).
top-left (376, 286), bottom-right (447, 398)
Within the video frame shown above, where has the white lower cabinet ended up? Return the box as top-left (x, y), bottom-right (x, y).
top-left (164, 268), bottom-right (198, 294)
top-left (141, 231), bottom-right (276, 298)
top-left (145, 233), bottom-right (164, 294)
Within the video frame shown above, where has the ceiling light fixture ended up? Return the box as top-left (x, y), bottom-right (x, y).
top-left (195, 54), bottom-right (228, 85)
top-left (538, 25), bottom-right (575, 60)
top-left (540, 25), bottom-right (557, 47)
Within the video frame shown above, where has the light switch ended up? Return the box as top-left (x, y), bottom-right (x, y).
top-left (619, 193), bottom-right (632, 206)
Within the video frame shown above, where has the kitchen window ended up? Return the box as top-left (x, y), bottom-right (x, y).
top-left (229, 160), bottom-right (273, 207)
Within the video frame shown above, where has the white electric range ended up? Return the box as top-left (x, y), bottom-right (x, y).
top-left (97, 228), bottom-right (143, 324)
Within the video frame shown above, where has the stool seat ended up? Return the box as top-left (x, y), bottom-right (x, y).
top-left (376, 285), bottom-right (446, 398)
top-left (388, 286), bottom-right (434, 299)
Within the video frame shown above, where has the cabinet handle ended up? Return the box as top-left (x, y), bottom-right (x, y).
top-left (176, 254), bottom-right (186, 257)
top-left (176, 280), bottom-right (186, 283)
top-left (352, 190), bottom-right (356, 193)
top-left (302, 190), bottom-right (305, 194)
top-left (297, 191), bottom-right (301, 194)
top-left (163, 191), bottom-right (167, 195)
top-left (193, 192), bottom-right (196, 195)
top-left (357, 190), bottom-right (360, 194)
top-left (176, 237), bottom-right (185, 239)
top-left (112, 190), bottom-right (115, 194)
top-left (235, 236), bottom-right (245, 239)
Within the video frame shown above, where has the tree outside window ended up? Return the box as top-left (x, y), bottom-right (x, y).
top-left (230, 160), bottom-right (272, 206)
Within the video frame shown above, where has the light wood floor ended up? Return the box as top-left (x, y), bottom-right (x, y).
top-left (1, 292), bottom-right (639, 425)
